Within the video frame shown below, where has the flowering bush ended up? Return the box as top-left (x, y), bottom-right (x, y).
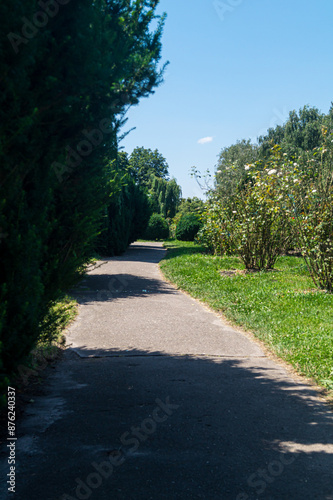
top-left (198, 166), bottom-right (292, 268)
top-left (200, 130), bottom-right (333, 288)
top-left (198, 154), bottom-right (294, 267)
top-left (223, 156), bottom-right (293, 270)
top-left (288, 130), bottom-right (333, 291)
top-left (195, 198), bottom-right (233, 255)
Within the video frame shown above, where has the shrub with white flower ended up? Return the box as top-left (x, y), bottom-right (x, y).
top-left (200, 129), bottom-right (333, 288)
top-left (196, 197), bottom-right (234, 255)
top-left (287, 128), bottom-right (333, 291)
top-left (220, 146), bottom-right (295, 270)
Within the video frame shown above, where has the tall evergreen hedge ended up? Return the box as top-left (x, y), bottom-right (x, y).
top-left (0, 0), bottom-right (166, 384)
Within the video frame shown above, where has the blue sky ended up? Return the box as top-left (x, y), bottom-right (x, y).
top-left (120, 0), bottom-right (333, 198)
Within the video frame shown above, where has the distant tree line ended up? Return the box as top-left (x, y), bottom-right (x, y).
top-left (215, 104), bottom-right (333, 200)
top-left (97, 147), bottom-right (182, 254)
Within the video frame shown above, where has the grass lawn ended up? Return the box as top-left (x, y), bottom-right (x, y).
top-left (160, 240), bottom-right (333, 398)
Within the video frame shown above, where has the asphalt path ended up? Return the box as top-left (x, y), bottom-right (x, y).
top-left (1, 242), bottom-right (332, 500)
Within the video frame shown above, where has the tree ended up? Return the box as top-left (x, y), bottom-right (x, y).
top-left (148, 175), bottom-right (182, 218)
top-left (215, 139), bottom-right (259, 201)
top-left (177, 197), bottom-right (205, 216)
top-left (128, 146), bottom-right (181, 217)
top-left (129, 147), bottom-right (169, 185)
top-left (96, 152), bottom-right (151, 256)
top-left (258, 105), bottom-right (325, 159)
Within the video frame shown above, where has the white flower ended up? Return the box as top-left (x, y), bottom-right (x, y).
top-left (268, 169), bottom-right (277, 175)
top-left (293, 179), bottom-right (299, 183)
top-left (232, 211), bottom-right (237, 214)
top-left (293, 163), bottom-right (298, 167)
top-left (244, 165), bottom-right (250, 171)
top-left (312, 189), bottom-right (317, 193)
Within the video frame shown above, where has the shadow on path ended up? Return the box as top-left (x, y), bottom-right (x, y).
top-left (10, 345), bottom-right (333, 500)
top-left (71, 273), bottom-right (177, 305)
top-left (97, 243), bottom-right (167, 264)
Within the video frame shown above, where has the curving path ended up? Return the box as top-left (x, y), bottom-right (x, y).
top-left (1, 242), bottom-right (332, 500)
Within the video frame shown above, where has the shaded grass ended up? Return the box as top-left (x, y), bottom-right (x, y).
top-left (0, 295), bottom-right (78, 410)
top-left (17, 295), bottom-right (78, 382)
top-left (39, 295), bottom-right (78, 344)
top-left (160, 240), bottom-right (333, 397)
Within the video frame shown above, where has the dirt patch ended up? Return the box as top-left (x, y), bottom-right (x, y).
top-left (219, 269), bottom-right (244, 277)
top-left (219, 268), bottom-right (280, 277)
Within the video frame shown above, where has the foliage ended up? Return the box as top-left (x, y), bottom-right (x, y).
top-left (177, 197), bottom-right (205, 217)
top-left (129, 147), bottom-right (169, 186)
top-left (170, 197), bottom-right (204, 239)
top-left (97, 153), bottom-right (151, 256)
top-left (258, 105), bottom-right (329, 159)
top-left (209, 112), bottom-right (333, 282)
top-left (148, 175), bottom-right (182, 218)
top-left (214, 105), bottom-right (333, 206)
top-left (160, 240), bottom-right (333, 396)
top-left (38, 296), bottom-right (78, 344)
top-left (296, 188), bottom-right (333, 292)
top-left (201, 153), bottom-right (293, 269)
top-left (232, 135), bottom-right (333, 290)
top-left (190, 166), bottom-right (213, 194)
top-left (145, 213), bottom-right (169, 241)
top-left (195, 198), bottom-right (233, 255)
top-left (128, 147), bottom-right (182, 218)
top-left (215, 139), bottom-right (259, 201)
top-left (225, 158), bottom-right (293, 270)
top-left (0, 0), bottom-right (166, 382)
top-left (286, 131), bottom-right (333, 292)
top-left (175, 214), bottom-right (202, 241)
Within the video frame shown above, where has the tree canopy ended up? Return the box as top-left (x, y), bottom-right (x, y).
top-left (177, 197), bottom-right (205, 216)
top-left (258, 105), bottom-right (330, 158)
top-left (129, 147), bottom-right (170, 185)
top-left (215, 139), bottom-right (259, 200)
top-left (214, 104), bottom-right (333, 200)
top-left (148, 175), bottom-right (182, 218)
top-left (128, 146), bottom-right (181, 217)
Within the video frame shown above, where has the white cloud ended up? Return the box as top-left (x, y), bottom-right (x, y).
top-left (198, 136), bottom-right (213, 145)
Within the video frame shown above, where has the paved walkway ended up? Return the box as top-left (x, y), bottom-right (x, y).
top-left (1, 242), bottom-right (333, 499)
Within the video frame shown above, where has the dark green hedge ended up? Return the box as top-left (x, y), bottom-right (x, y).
top-left (0, 0), bottom-right (166, 390)
top-left (145, 214), bottom-right (169, 241)
top-left (176, 214), bottom-right (202, 241)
